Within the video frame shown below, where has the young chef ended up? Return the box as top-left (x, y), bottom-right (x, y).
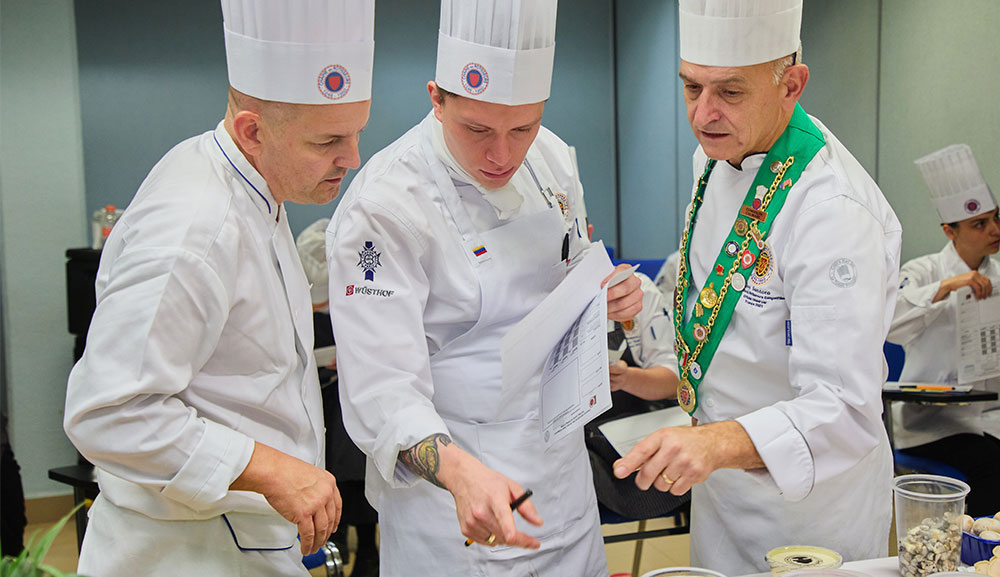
top-left (326, 0), bottom-right (641, 574)
top-left (888, 143), bottom-right (1000, 515)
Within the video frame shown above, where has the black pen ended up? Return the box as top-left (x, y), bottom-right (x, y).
top-left (463, 489), bottom-right (534, 547)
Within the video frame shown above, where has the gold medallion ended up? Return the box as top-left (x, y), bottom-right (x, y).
top-left (677, 379), bottom-right (696, 412)
top-left (699, 282), bottom-right (719, 309)
top-left (734, 219), bottom-right (749, 236)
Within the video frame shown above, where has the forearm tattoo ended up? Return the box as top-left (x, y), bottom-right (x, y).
top-left (399, 433), bottom-right (452, 489)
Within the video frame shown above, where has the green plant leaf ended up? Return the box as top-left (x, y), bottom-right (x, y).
top-left (23, 504), bottom-right (82, 569)
top-left (37, 563), bottom-right (68, 577)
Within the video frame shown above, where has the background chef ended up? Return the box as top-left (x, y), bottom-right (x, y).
top-left (610, 272), bottom-right (680, 402)
top-left (326, 0), bottom-right (641, 574)
top-left (614, 1), bottom-right (901, 574)
top-left (887, 143), bottom-right (1000, 515)
top-left (62, 1), bottom-right (374, 575)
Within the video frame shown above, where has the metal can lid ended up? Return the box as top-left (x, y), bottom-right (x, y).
top-left (765, 546), bottom-right (843, 574)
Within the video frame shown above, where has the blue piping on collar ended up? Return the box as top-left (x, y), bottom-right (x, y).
top-left (213, 133), bottom-right (271, 214)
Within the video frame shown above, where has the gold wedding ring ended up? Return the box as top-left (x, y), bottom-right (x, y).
top-left (661, 473), bottom-right (675, 485)
top-left (486, 534), bottom-right (496, 545)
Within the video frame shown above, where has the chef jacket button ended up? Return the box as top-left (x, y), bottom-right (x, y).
top-left (705, 397), bottom-right (716, 408)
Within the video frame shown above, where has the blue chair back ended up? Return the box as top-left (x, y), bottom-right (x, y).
top-left (893, 450), bottom-right (968, 481)
top-left (884, 342), bottom-right (905, 382)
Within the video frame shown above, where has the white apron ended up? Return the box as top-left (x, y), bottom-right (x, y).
top-left (373, 136), bottom-right (607, 577)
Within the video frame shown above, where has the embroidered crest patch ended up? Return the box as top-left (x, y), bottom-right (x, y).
top-left (357, 241), bottom-right (381, 281)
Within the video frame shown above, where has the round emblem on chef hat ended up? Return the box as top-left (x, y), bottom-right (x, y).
top-left (966, 199), bottom-right (981, 214)
top-left (461, 63), bottom-right (489, 95)
top-left (318, 64), bottom-right (351, 100)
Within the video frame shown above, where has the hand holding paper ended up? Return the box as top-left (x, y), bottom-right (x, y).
top-left (604, 264), bottom-right (642, 322)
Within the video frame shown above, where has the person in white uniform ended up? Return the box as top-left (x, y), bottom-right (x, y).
top-left (655, 250), bottom-right (681, 297)
top-left (62, 2), bottom-right (374, 575)
top-left (887, 144), bottom-right (1000, 516)
top-left (611, 273), bottom-right (679, 401)
top-left (326, 1), bottom-right (641, 575)
top-left (613, 1), bottom-right (901, 574)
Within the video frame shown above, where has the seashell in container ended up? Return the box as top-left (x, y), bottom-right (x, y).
top-left (962, 517), bottom-right (1000, 566)
top-left (973, 518), bottom-right (1000, 536)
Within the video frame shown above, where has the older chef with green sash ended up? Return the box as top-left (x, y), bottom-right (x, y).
top-left (614, 1), bottom-right (902, 574)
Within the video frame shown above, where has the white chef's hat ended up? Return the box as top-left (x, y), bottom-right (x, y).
top-left (679, 0), bottom-right (801, 67)
top-left (222, 0), bottom-right (375, 105)
top-left (435, 0), bottom-right (558, 106)
top-left (915, 144), bottom-right (996, 224)
top-left (295, 218), bottom-right (330, 307)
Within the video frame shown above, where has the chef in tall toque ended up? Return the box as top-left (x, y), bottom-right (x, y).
top-left (64, 1), bottom-right (374, 575)
top-left (888, 143), bottom-right (1000, 516)
top-left (326, 0), bottom-right (641, 574)
top-left (614, 1), bottom-right (902, 573)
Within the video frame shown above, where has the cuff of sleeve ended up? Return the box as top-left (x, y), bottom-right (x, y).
top-left (161, 419), bottom-right (255, 511)
top-left (900, 281), bottom-right (944, 310)
top-left (372, 403), bottom-right (451, 489)
top-left (736, 407), bottom-right (814, 502)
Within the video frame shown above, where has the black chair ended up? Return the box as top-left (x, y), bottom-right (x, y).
top-left (587, 394), bottom-right (691, 577)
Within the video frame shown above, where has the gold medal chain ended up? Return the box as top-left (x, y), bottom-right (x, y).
top-left (674, 156), bottom-right (794, 380)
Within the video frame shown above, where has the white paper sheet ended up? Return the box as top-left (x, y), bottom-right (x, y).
top-left (314, 345), bottom-right (337, 368)
top-left (539, 288), bottom-right (612, 446)
top-left (597, 406), bottom-right (692, 458)
top-left (500, 241), bottom-right (616, 446)
top-left (955, 283), bottom-right (1000, 384)
top-left (500, 242), bottom-right (613, 405)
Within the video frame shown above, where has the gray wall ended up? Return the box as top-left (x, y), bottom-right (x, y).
top-left (4, 0), bottom-right (999, 500)
top-left (878, 0), bottom-right (1000, 263)
top-left (75, 0), bottom-right (620, 244)
top-left (1, 0), bottom-right (88, 497)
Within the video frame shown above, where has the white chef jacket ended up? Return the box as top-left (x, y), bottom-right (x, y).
top-left (64, 122), bottom-right (324, 574)
top-left (327, 113), bottom-right (606, 576)
top-left (886, 242), bottom-right (1000, 447)
top-left (654, 250), bottom-right (681, 298)
top-left (624, 272), bottom-right (678, 372)
top-left (684, 117), bottom-right (900, 575)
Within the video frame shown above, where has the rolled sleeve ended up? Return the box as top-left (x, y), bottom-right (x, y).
top-left (65, 247), bottom-right (239, 505)
top-left (772, 192), bottom-right (892, 491)
top-left (162, 420), bottom-right (255, 510)
top-left (736, 406), bottom-right (814, 501)
top-left (888, 260), bottom-right (948, 346)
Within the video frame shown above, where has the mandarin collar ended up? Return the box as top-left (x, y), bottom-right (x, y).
top-left (722, 152), bottom-right (766, 173)
top-left (212, 121), bottom-right (280, 225)
top-left (943, 241), bottom-right (996, 275)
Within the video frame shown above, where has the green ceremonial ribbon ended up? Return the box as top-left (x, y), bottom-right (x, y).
top-left (673, 103), bottom-right (826, 415)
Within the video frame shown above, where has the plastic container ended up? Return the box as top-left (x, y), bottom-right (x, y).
top-left (961, 517), bottom-right (1000, 565)
top-left (91, 204), bottom-right (123, 249)
top-left (893, 474), bottom-right (969, 577)
top-left (765, 546), bottom-right (843, 575)
top-left (639, 568), bottom-right (727, 577)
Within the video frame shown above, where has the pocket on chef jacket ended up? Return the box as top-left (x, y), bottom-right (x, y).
top-left (789, 305), bottom-right (843, 385)
top-left (220, 511), bottom-right (298, 551)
